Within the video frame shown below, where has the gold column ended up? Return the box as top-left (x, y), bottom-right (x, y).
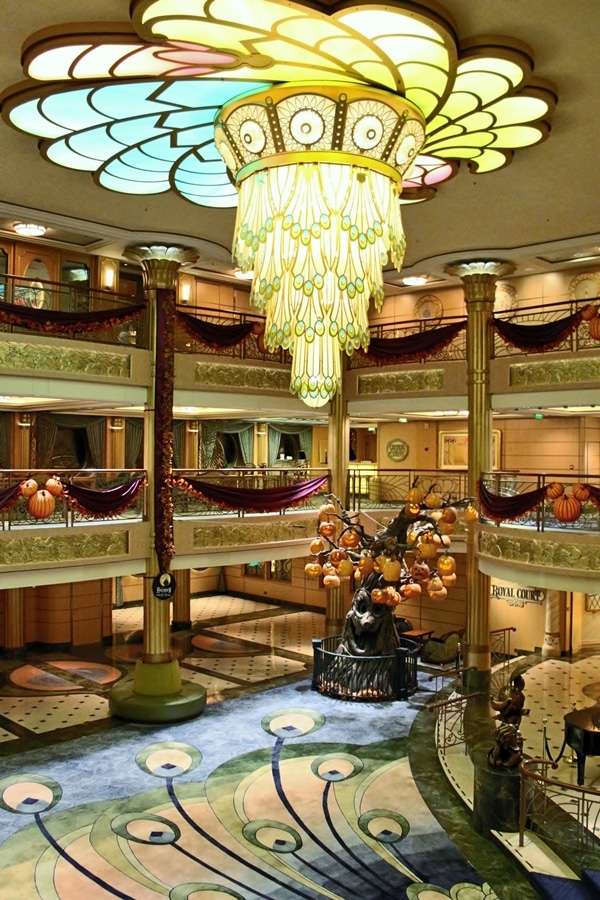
top-left (446, 261), bottom-right (515, 690)
top-left (172, 568), bottom-right (192, 631)
top-left (325, 391), bottom-right (350, 634)
top-left (109, 245), bottom-right (206, 722)
top-left (4, 588), bottom-right (25, 657)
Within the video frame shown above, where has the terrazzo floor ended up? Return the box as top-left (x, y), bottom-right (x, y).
top-left (0, 595), bottom-right (599, 898)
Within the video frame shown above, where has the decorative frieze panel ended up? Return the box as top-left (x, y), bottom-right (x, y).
top-left (193, 519), bottom-right (313, 549)
top-left (0, 532), bottom-right (128, 566)
top-left (357, 369), bottom-right (444, 396)
top-left (510, 356), bottom-right (600, 387)
top-left (0, 342), bottom-right (130, 378)
top-left (195, 362), bottom-right (289, 391)
top-left (478, 529), bottom-right (600, 573)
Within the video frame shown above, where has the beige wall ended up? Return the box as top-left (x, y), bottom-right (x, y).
top-left (489, 578), bottom-right (548, 654)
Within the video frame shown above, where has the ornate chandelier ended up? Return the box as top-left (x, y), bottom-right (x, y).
top-left (0, 0), bottom-right (557, 408)
top-left (216, 83), bottom-right (425, 406)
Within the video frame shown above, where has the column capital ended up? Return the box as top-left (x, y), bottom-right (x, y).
top-left (445, 260), bottom-right (516, 304)
top-left (124, 244), bottom-right (198, 290)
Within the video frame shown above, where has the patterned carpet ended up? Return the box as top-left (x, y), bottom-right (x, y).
top-left (0, 677), bottom-right (497, 900)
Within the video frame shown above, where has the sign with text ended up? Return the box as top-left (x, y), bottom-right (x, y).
top-left (152, 572), bottom-right (176, 600)
top-left (491, 581), bottom-right (544, 607)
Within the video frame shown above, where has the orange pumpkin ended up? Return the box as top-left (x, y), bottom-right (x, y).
top-left (45, 476), bottom-right (63, 497)
top-left (437, 554), bottom-right (457, 576)
top-left (416, 541), bottom-right (437, 559)
top-left (463, 505), bottom-right (479, 524)
top-left (441, 506), bottom-right (457, 524)
top-left (339, 528), bottom-right (361, 549)
top-left (304, 562), bottom-right (322, 578)
top-left (424, 491), bottom-right (443, 509)
top-left (400, 581), bottom-right (422, 600)
top-left (588, 315), bottom-right (600, 341)
top-left (27, 489), bottom-right (56, 519)
top-left (329, 548), bottom-right (347, 565)
top-left (580, 304), bottom-right (599, 321)
top-left (319, 520), bottom-right (337, 538)
top-left (546, 481), bottom-right (564, 500)
top-left (20, 478), bottom-right (38, 498)
top-left (410, 561), bottom-right (430, 581)
top-left (336, 558), bottom-right (355, 579)
top-left (317, 503), bottom-right (336, 521)
top-left (404, 502), bottom-right (421, 519)
top-left (322, 562), bottom-right (337, 577)
top-left (572, 483), bottom-right (591, 502)
top-left (371, 588), bottom-right (386, 603)
top-left (429, 587), bottom-right (448, 601)
top-left (553, 494), bottom-right (582, 522)
top-left (427, 575), bottom-right (444, 594)
top-left (407, 483), bottom-right (425, 504)
top-left (309, 537), bottom-right (325, 555)
top-left (441, 573), bottom-right (457, 588)
top-left (323, 573), bottom-right (341, 590)
top-left (382, 557), bottom-right (402, 583)
top-left (358, 556), bottom-right (375, 575)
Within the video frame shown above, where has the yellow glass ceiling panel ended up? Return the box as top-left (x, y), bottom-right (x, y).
top-left (351, 62), bottom-right (397, 91)
top-left (453, 70), bottom-right (512, 105)
top-left (458, 56), bottom-right (526, 88)
top-left (405, 88), bottom-right (443, 121)
top-left (490, 125), bottom-right (545, 148)
top-left (27, 45), bottom-right (92, 81)
top-left (319, 36), bottom-right (391, 71)
top-left (276, 16), bottom-right (346, 45)
top-left (436, 91), bottom-right (479, 120)
top-left (143, 20), bottom-right (266, 51)
top-left (452, 111), bottom-right (495, 133)
top-left (256, 38), bottom-right (348, 71)
top-left (433, 132), bottom-right (494, 151)
top-left (486, 96), bottom-right (551, 126)
top-left (337, 8), bottom-right (450, 43)
top-left (468, 149), bottom-right (511, 172)
top-left (377, 36), bottom-right (450, 73)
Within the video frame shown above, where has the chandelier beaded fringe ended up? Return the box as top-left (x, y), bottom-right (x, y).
top-left (233, 162), bottom-right (406, 407)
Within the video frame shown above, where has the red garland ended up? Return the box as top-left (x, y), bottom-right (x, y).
top-left (0, 300), bottom-right (146, 335)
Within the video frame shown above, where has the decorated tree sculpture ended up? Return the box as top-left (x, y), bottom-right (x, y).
top-left (306, 483), bottom-right (478, 661)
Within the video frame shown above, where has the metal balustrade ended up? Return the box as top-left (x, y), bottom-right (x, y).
top-left (348, 467), bottom-right (471, 512)
top-left (480, 471), bottom-right (600, 533)
top-left (519, 758), bottom-right (600, 872)
top-left (312, 633), bottom-right (419, 701)
top-left (0, 273), bottom-right (150, 348)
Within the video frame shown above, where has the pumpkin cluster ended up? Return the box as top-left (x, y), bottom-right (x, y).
top-left (581, 304), bottom-right (600, 341)
top-left (305, 483), bottom-right (479, 604)
top-left (19, 476), bottom-right (63, 519)
top-left (546, 481), bottom-right (591, 523)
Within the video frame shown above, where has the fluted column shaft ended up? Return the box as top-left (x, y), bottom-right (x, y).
top-left (325, 391), bottom-right (350, 634)
top-left (446, 261), bottom-right (515, 689)
top-left (124, 246), bottom-right (197, 664)
top-left (5, 587), bottom-right (25, 656)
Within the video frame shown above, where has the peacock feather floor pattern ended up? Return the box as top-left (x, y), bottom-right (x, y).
top-left (0, 683), bottom-right (496, 900)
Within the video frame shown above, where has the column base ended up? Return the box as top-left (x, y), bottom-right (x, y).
top-left (171, 620), bottom-right (192, 632)
top-left (109, 659), bottom-right (206, 723)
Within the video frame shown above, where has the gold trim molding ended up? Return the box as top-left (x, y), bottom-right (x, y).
top-left (0, 532), bottom-right (128, 566)
top-left (0, 342), bottom-right (130, 378)
top-left (478, 529), bottom-right (600, 573)
top-left (195, 362), bottom-right (290, 392)
top-left (510, 357), bottom-right (600, 387)
top-left (194, 520), bottom-right (313, 549)
top-left (358, 369), bottom-right (444, 396)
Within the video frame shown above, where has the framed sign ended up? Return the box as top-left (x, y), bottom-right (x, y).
top-left (439, 430), bottom-right (501, 470)
top-left (386, 438), bottom-right (409, 462)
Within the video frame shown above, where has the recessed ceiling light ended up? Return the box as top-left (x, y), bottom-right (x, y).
top-left (234, 268), bottom-right (253, 280)
top-left (401, 275), bottom-right (428, 286)
top-left (13, 222), bottom-right (46, 237)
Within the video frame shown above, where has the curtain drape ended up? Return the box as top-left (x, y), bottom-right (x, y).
top-left (267, 424), bottom-right (312, 466)
top-left (172, 420), bottom-right (186, 469)
top-left (124, 418), bottom-right (144, 469)
top-left (222, 421), bottom-right (254, 465)
top-left (0, 412), bottom-right (11, 469)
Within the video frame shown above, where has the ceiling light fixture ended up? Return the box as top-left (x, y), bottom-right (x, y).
top-left (402, 276), bottom-right (429, 287)
top-left (13, 223), bottom-right (46, 237)
top-left (1, 0), bottom-right (557, 408)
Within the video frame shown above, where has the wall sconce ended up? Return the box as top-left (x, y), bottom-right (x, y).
top-left (109, 417), bottom-right (124, 431)
top-left (101, 259), bottom-right (118, 290)
top-left (179, 273), bottom-right (195, 304)
top-left (187, 420), bottom-right (199, 433)
top-left (18, 413), bottom-right (32, 427)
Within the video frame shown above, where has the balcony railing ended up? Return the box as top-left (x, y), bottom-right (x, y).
top-left (348, 467), bottom-right (471, 511)
top-left (480, 471), bottom-right (600, 533)
top-left (0, 273), bottom-right (150, 348)
top-left (519, 758), bottom-right (600, 872)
